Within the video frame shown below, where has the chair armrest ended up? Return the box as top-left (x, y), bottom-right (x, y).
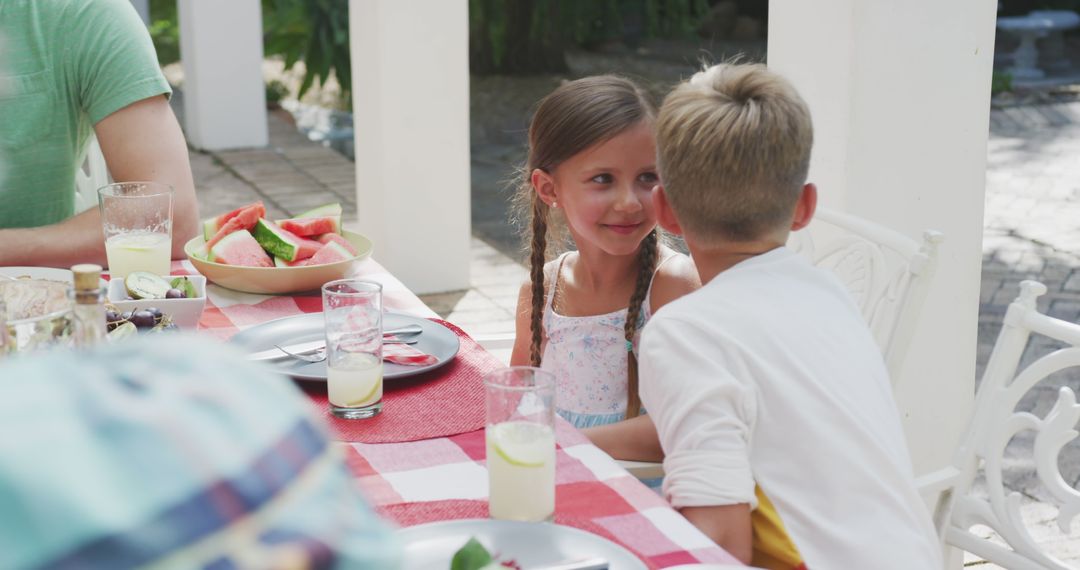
top-left (616, 459), bottom-right (665, 480)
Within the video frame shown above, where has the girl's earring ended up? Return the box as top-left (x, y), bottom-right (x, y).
top-left (551, 200), bottom-right (558, 209)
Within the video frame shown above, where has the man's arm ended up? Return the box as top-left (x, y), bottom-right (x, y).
top-left (0, 96), bottom-right (198, 268)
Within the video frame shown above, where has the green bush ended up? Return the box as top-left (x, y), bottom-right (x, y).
top-left (149, 0), bottom-right (179, 66)
top-left (992, 70), bottom-right (1014, 96)
top-left (262, 0), bottom-right (351, 102)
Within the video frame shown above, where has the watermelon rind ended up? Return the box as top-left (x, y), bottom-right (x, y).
top-left (202, 218), bottom-right (218, 241)
top-left (252, 219), bottom-right (301, 261)
top-left (296, 202), bottom-right (343, 219)
top-left (273, 256), bottom-right (306, 268)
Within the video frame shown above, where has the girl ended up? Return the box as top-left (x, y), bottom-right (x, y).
top-left (509, 76), bottom-right (700, 462)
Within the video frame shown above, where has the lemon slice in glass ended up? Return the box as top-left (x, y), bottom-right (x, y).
top-left (488, 421), bottom-right (552, 468)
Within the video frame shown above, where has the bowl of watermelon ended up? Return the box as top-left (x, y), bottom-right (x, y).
top-left (184, 201), bottom-right (373, 294)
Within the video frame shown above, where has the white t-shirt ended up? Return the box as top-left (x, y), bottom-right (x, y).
top-left (639, 247), bottom-right (941, 569)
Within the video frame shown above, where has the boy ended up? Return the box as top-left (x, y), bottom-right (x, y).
top-left (641, 63), bottom-right (941, 568)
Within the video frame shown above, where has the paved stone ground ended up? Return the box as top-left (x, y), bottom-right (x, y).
top-left (181, 76), bottom-right (1080, 565)
top-left (962, 101), bottom-right (1080, 567)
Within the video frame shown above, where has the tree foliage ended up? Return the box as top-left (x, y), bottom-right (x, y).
top-left (262, 0), bottom-right (351, 102)
top-left (470, 0), bottom-right (712, 75)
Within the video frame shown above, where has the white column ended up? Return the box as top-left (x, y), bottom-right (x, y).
top-left (348, 0), bottom-right (471, 294)
top-left (769, 0), bottom-right (995, 480)
top-left (178, 0), bottom-right (268, 150)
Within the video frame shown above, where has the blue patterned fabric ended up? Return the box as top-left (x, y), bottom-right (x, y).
top-left (0, 335), bottom-right (398, 569)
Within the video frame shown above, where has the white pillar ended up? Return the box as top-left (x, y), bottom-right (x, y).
top-left (178, 0), bottom-right (268, 150)
top-left (348, 0), bottom-right (471, 294)
top-left (769, 0), bottom-right (995, 480)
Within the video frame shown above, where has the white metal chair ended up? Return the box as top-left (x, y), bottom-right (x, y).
top-left (787, 207), bottom-right (945, 386)
top-left (916, 281), bottom-right (1080, 568)
top-left (73, 134), bottom-right (110, 213)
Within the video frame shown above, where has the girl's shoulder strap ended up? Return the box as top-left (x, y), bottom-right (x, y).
top-left (643, 248), bottom-right (687, 317)
top-left (543, 251), bottom-right (572, 312)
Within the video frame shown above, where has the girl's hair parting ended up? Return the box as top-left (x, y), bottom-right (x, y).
top-left (512, 75), bottom-right (658, 419)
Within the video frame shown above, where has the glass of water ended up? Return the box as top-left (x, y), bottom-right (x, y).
top-left (322, 279), bottom-right (383, 419)
top-left (485, 366), bottom-right (556, 521)
top-left (98, 182), bottom-right (173, 278)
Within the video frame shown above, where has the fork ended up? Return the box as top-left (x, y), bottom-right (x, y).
top-left (274, 337), bottom-right (418, 363)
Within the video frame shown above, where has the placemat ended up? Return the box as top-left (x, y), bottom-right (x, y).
top-left (303, 320), bottom-right (505, 443)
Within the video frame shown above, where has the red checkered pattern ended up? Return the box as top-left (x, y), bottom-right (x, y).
top-left (182, 259), bottom-right (741, 568)
top-left (345, 421), bottom-right (741, 569)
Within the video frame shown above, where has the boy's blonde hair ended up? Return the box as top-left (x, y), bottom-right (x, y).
top-left (657, 63), bottom-right (813, 244)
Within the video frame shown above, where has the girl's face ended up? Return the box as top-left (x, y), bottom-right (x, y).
top-left (542, 121), bottom-right (658, 257)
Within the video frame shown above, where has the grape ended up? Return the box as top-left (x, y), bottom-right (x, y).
top-left (165, 288), bottom-right (186, 299)
top-left (105, 310), bottom-right (120, 323)
top-left (120, 311), bottom-right (133, 322)
top-left (130, 310), bottom-right (156, 329)
top-left (146, 307), bottom-right (163, 320)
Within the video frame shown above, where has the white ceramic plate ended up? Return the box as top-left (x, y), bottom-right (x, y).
top-left (396, 519), bottom-right (646, 570)
top-left (228, 311), bottom-right (459, 381)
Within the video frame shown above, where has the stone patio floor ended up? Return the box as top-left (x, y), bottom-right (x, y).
top-left (186, 98), bottom-right (1080, 565)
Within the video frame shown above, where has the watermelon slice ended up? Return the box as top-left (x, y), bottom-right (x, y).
top-left (315, 232), bottom-right (358, 255)
top-left (295, 202), bottom-right (342, 219)
top-left (210, 230), bottom-right (273, 267)
top-left (202, 202), bottom-right (265, 241)
top-left (204, 203), bottom-right (266, 250)
top-left (277, 215), bottom-right (341, 237)
top-left (288, 231), bottom-right (323, 261)
top-left (252, 219), bottom-right (307, 261)
top-left (273, 256), bottom-right (307, 268)
top-left (305, 241), bottom-right (353, 266)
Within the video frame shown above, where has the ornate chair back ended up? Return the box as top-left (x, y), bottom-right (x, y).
top-left (787, 207), bottom-right (944, 386)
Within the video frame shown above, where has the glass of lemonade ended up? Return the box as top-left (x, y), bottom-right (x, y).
top-left (98, 182), bottom-right (173, 279)
top-left (322, 279), bottom-right (383, 419)
top-left (485, 366), bottom-right (556, 522)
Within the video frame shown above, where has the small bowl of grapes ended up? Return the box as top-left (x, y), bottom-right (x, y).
top-left (106, 273), bottom-right (207, 333)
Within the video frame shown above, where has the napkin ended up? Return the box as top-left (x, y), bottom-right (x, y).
top-left (383, 337), bottom-right (439, 366)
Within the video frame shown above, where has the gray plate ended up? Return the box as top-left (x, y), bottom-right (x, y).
top-left (396, 519), bottom-right (646, 570)
top-left (229, 312), bottom-right (459, 382)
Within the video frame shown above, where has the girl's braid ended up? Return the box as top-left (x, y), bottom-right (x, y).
top-left (623, 229), bottom-right (659, 419)
top-left (528, 195), bottom-right (549, 367)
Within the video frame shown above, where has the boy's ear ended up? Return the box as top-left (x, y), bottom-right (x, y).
top-left (531, 168), bottom-right (557, 207)
top-left (652, 185), bottom-right (683, 236)
top-left (790, 183), bottom-right (817, 232)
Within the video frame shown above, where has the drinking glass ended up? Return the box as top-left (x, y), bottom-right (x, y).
top-left (322, 279), bottom-right (383, 419)
top-left (485, 366), bottom-right (556, 522)
top-left (97, 182), bottom-right (173, 278)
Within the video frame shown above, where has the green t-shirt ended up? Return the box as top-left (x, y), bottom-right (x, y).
top-left (0, 0), bottom-right (171, 229)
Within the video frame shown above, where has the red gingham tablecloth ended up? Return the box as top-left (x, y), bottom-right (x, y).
top-left (179, 259), bottom-right (741, 568)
